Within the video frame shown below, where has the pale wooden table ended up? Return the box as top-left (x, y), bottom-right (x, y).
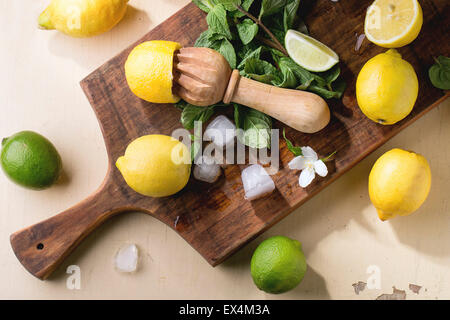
top-left (0, 0), bottom-right (449, 300)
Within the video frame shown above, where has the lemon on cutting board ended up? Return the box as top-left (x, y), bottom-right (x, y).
top-left (364, 0), bottom-right (423, 48)
top-left (116, 134), bottom-right (191, 197)
top-left (356, 49), bottom-right (418, 125)
top-left (285, 29), bottom-right (339, 72)
top-left (38, 0), bottom-right (129, 37)
top-left (369, 148), bottom-right (431, 221)
top-left (125, 40), bottom-right (182, 104)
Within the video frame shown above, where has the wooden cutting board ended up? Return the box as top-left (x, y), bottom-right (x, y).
top-left (10, 0), bottom-right (449, 279)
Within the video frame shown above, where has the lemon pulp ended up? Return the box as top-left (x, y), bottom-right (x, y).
top-left (364, 0), bottom-right (423, 48)
top-left (285, 29), bottom-right (339, 72)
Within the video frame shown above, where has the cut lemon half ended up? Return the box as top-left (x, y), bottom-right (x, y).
top-left (364, 0), bottom-right (423, 48)
top-left (285, 29), bottom-right (339, 72)
top-left (125, 40), bottom-right (181, 104)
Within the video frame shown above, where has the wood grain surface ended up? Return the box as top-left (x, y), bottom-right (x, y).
top-left (10, 0), bottom-right (450, 280)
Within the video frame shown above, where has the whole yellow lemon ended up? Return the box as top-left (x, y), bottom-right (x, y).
top-left (125, 41), bottom-right (181, 104)
top-left (369, 148), bottom-right (431, 221)
top-left (38, 0), bottom-right (128, 37)
top-left (356, 49), bottom-right (418, 125)
top-left (116, 135), bottom-right (191, 197)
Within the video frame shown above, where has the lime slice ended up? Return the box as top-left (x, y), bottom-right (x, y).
top-left (285, 29), bottom-right (339, 72)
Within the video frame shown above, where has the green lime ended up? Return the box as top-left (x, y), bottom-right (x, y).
top-left (251, 236), bottom-right (307, 294)
top-left (1, 131), bottom-right (62, 190)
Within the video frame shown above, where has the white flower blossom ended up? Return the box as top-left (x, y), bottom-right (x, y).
top-left (288, 146), bottom-right (328, 188)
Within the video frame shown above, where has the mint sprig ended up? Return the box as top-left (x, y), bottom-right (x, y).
top-left (176, 0), bottom-right (346, 150)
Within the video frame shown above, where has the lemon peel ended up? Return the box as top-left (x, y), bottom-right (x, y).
top-left (364, 0), bottom-right (423, 48)
top-left (116, 135), bottom-right (191, 198)
top-left (125, 41), bottom-right (182, 104)
top-left (38, 0), bottom-right (128, 37)
top-left (369, 149), bottom-right (431, 221)
top-left (356, 49), bottom-right (418, 125)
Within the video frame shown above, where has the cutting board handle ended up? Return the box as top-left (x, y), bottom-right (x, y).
top-left (10, 183), bottom-right (124, 280)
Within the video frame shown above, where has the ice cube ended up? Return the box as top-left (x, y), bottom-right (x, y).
top-left (193, 155), bottom-right (222, 183)
top-left (204, 115), bottom-right (236, 148)
top-left (114, 244), bottom-right (138, 273)
top-left (241, 164), bottom-right (275, 200)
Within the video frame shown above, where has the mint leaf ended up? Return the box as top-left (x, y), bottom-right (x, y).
top-left (244, 58), bottom-right (280, 84)
top-left (273, 55), bottom-right (346, 99)
top-left (216, 38), bottom-right (237, 68)
top-left (259, 0), bottom-right (288, 19)
top-left (241, 0), bottom-right (255, 10)
top-left (195, 30), bottom-right (236, 69)
top-left (429, 56), bottom-right (450, 90)
top-left (194, 29), bottom-right (226, 48)
top-left (276, 56), bottom-right (315, 86)
top-left (309, 78), bottom-right (346, 99)
top-left (192, 0), bottom-right (217, 13)
top-left (234, 104), bottom-right (272, 149)
top-left (295, 78), bottom-right (313, 90)
top-left (180, 103), bottom-right (216, 129)
top-left (310, 66), bottom-right (345, 97)
top-left (237, 45), bottom-right (263, 70)
top-left (282, 128), bottom-right (302, 156)
top-left (237, 19), bottom-right (259, 45)
top-left (319, 65), bottom-right (341, 87)
top-left (216, 0), bottom-right (242, 11)
top-left (273, 59), bottom-right (298, 87)
top-left (193, 0), bottom-right (244, 14)
top-left (229, 0), bottom-right (256, 18)
top-left (207, 4), bottom-right (233, 39)
top-left (283, 0), bottom-right (300, 31)
top-left (263, 10), bottom-right (287, 43)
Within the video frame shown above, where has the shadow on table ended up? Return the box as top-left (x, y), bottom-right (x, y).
top-left (47, 6), bottom-right (151, 70)
top-left (281, 265), bottom-right (330, 300)
top-left (389, 103), bottom-right (450, 259)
